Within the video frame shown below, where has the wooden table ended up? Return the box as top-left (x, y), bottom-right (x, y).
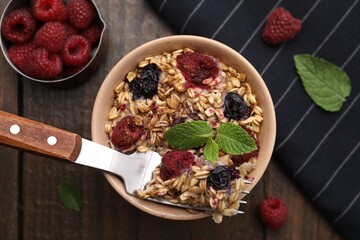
top-left (0, 1), bottom-right (344, 239)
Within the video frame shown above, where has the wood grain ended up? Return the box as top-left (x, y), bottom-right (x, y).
top-left (0, 0), bottom-right (343, 239)
top-left (0, 3), bottom-right (19, 236)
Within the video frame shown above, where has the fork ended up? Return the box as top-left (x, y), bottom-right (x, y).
top-left (0, 110), bottom-right (250, 214)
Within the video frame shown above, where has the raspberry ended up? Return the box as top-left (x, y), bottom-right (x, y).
top-left (80, 21), bottom-right (103, 46)
top-left (259, 197), bottom-right (288, 229)
top-left (159, 150), bottom-right (195, 181)
top-left (8, 42), bottom-right (36, 71)
top-left (34, 21), bottom-right (67, 52)
top-left (63, 22), bottom-right (77, 37)
top-left (24, 48), bottom-right (62, 79)
top-left (32, 0), bottom-right (67, 22)
top-left (61, 35), bottom-right (91, 66)
top-left (63, 58), bottom-right (90, 77)
top-left (110, 116), bottom-right (144, 152)
top-left (67, 0), bottom-right (96, 29)
top-left (1, 8), bottom-right (38, 44)
top-left (231, 132), bottom-right (260, 166)
top-left (231, 149), bottom-right (259, 166)
top-left (262, 7), bottom-right (301, 45)
top-left (176, 51), bottom-right (219, 89)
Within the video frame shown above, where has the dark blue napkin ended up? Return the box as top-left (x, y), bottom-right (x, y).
top-left (147, 0), bottom-right (360, 239)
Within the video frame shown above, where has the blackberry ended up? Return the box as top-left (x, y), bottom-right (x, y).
top-left (129, 63), bottom-right (161, 100)
top-left (207, 166), bottom-right (232, 190)
top-left (224, 92), bottom-right (250, 120)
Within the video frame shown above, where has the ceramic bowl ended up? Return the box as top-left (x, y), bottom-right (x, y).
top-left (0, 0), bottom-right (106, 87)
top-left (91, 35), bottom-right (276, 220)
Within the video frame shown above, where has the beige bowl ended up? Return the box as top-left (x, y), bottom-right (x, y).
top-left (91, 35), bottom-right (276, 220)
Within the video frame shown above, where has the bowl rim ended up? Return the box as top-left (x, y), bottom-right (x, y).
top-left (0, 0), bottom-right (106, 83)
top-left (91, 35), bottom-right (276, 220)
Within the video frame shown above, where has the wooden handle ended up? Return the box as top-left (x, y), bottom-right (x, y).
top-left (0, 110), bottom-right (82, 162)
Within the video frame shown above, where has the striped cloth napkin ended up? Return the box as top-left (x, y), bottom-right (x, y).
top-left (147, 0), bottom-right (360, 239)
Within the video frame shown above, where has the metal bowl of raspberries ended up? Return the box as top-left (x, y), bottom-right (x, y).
top-left (91, 35), bottom-right (276, 221)
top-left (0, 0), bottom-right (105, 85)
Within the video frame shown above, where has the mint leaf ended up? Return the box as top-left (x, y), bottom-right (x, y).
top-left (216, 123), bottom-right (257, 155)
top-left (294, 54), bottom-right (351, 112)
top-left (164, 121), bottom-right (213, 149)
top-left (58, 181), bottom-right (82, 211)
top-left (204, 138), bottom-right (219, 163)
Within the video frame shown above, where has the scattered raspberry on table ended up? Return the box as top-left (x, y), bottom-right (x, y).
top-left (262, 7), bottom-right (301, 45)
top-left (259, 196), bottom-right (288, 229)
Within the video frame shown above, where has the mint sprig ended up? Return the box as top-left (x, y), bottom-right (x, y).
top-left (164, 121), bottom-right (257, 163)
top-left (163, 120), bottom-right (213, 149)
top-left (58, 181), bottom-right (83, 211)
top-left (217, 123), bottom-right (257, 154)
top-left (294, 54), bottom-right (351, 112)
top-left (204, 137), bottom-right (219, 162)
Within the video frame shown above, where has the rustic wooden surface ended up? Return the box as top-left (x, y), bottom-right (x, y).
top-left (0, 0), bottom-right (343, 239)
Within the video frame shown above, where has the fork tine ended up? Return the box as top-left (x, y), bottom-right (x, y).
top-left (244, 179), bottom-right (252, 184)
top-left (147, 197), bottom-right (245, 214)
top-left (139, 158), bottom-right (252, 214)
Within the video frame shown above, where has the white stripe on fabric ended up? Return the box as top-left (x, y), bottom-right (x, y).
top-left (275, 105), bottom-right (315, 151)
top-left (260, 0), bottom-right (323, 76)
top-left (275, 77), bottom-right (297, 108)
top-left (293, 91), bottom-right (360, 177)
top-left (211, 0), bottom-right (246, 39)
top-left (238, 0), bottom-right (284, 54)
top-left (342, 41), bottom-right (360, 67)
top-left (333, 191), bottom-right (360, 224)
top-left (313, 141), bottom-right (360, 201)
top-left (180, 0), bottom-right (206, 34)
top-left (276, 41), bottom-right (360, 151)
top-left (275, 0), bottom-right (360, 108)
top-left (261, 45), bottom-right (284, 76)
top-left (158, 0), bottom-right (167, 13)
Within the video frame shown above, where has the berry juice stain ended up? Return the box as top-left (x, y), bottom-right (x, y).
top-left (176, 51), bottom-right (219, 89)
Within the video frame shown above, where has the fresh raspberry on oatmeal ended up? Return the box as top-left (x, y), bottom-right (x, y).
top-left (110, 115), bottom-right (145, 152)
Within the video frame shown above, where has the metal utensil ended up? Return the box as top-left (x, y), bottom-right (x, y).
top-left (0, 110), bottom-right (249, 213)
